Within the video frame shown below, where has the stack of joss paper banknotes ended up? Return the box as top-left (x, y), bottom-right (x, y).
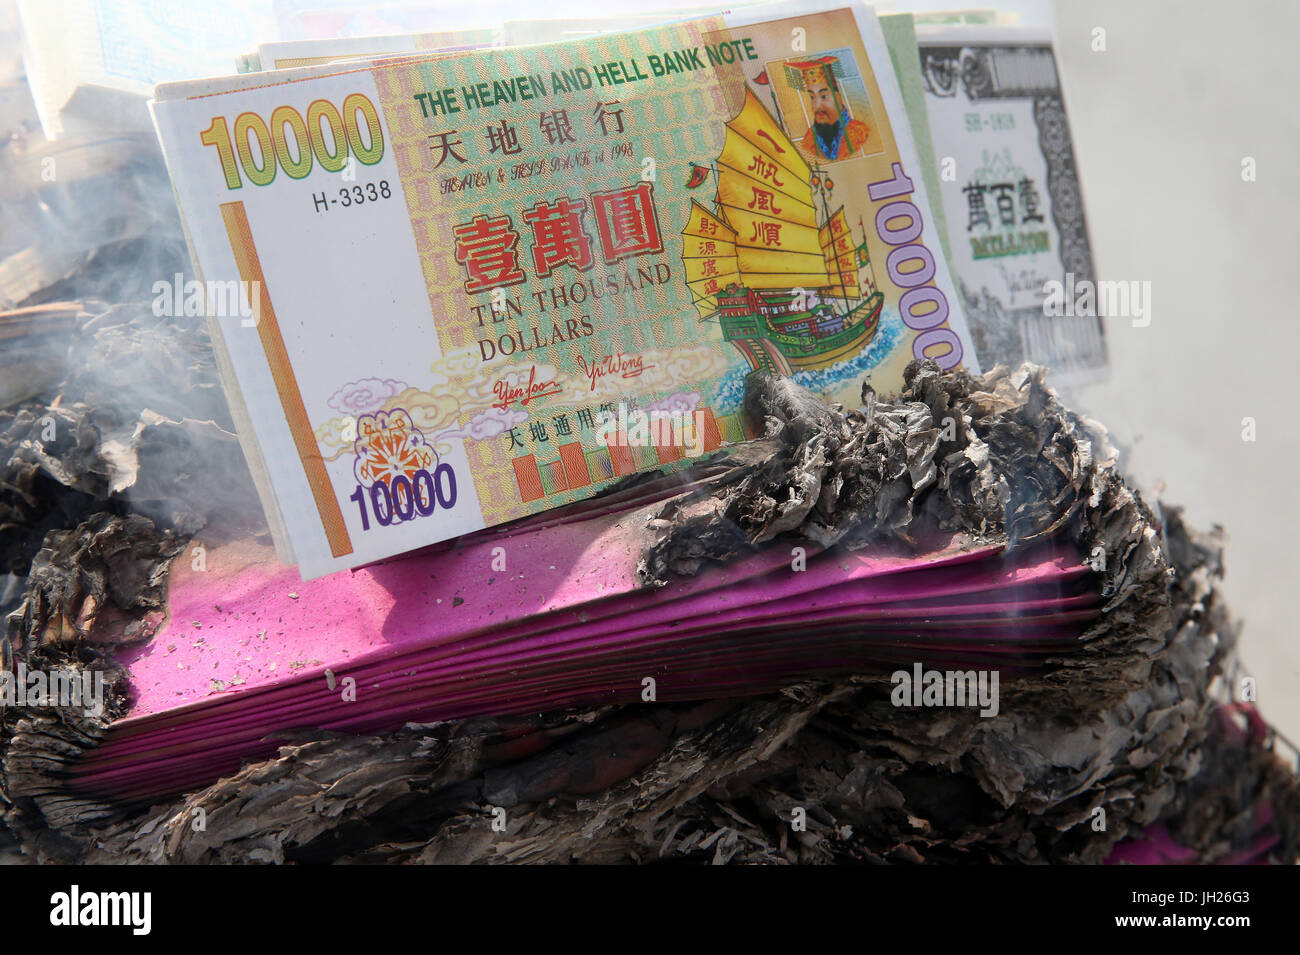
top-left (66, 2), bottom-right (1121, 802)
top-left (75, 461), bottom-right (1104, 803)
top-left (70, 363), bottom-right (1129, 804)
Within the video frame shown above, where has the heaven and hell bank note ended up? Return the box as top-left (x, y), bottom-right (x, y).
top-left (151, 0), bottom-right (976, 578)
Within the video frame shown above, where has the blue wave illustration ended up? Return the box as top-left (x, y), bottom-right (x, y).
top-left (710, 310), bottom-right (905, 414)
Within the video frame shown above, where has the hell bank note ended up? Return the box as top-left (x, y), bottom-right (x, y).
top-left (917, 26), bottom-right (1107, 385)
top-left (151, 1), bottom-right (976, 578)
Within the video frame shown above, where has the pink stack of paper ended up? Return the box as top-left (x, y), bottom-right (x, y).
top-left (70, 470), bottom-right (1098, 804)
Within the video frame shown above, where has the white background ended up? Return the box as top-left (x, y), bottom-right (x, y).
top-left (1051, 0), bottom-right (1300, 746)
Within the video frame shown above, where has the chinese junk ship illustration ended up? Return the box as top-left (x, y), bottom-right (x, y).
top-left (683, 88), bottom-right (884, 375)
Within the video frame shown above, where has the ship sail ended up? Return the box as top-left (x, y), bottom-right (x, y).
top-left (716, 89), bottom-right (829, 291)
top-left (682, 200), bottom-right (739, 319)
top-left (819, 207), bottom-right (861, 299)
top-left (679, 84), bottom-right (885, 376)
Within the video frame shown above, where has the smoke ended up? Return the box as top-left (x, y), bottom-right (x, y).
top-left (0, 20), bottom-right (265, 625)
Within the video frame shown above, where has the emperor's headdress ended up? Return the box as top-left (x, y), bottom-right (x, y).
top-left (783, 55), bottom-right (860, 119)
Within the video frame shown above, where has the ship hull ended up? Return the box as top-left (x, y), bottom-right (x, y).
top-left (719, 290), bottom-right (885, 375)
top-left (781, 293), bottom-right (884, 371)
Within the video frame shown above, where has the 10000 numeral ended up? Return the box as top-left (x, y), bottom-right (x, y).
top-left (200, 94), bottom-right (384, 190)
top-left (867, 162), bottom-right (963, 370)
top-left (349, 465), bottom-right (457, 531)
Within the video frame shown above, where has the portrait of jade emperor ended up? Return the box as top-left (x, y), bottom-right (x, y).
top-left (786, 55), bottom-right (870, 162)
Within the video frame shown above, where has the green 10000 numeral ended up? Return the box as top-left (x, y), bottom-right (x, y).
top-left (199, 94), bottom-right (385, 189)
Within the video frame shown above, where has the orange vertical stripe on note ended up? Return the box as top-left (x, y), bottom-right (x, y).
top-left (219, 201), bottom-right (353, 558)
top-left (559, 442), bottom-right (591, 489)
top-left (512, 454), bottom-right (544, 502)
top-left (695, 407), bottom-right (722, 452)
top-left (655, 422), bottom-right (684, 464)
top-left (608, 435), bottom-right (636, 476)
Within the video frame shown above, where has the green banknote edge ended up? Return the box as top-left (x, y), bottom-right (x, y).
top-left (879, 12), bottom-right (952, 266)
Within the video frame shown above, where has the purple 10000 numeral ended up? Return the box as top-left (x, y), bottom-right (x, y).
top-left (350, 464), bottom-right (457, 530)
top-left (867, 162), bottom-right (963, 370)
